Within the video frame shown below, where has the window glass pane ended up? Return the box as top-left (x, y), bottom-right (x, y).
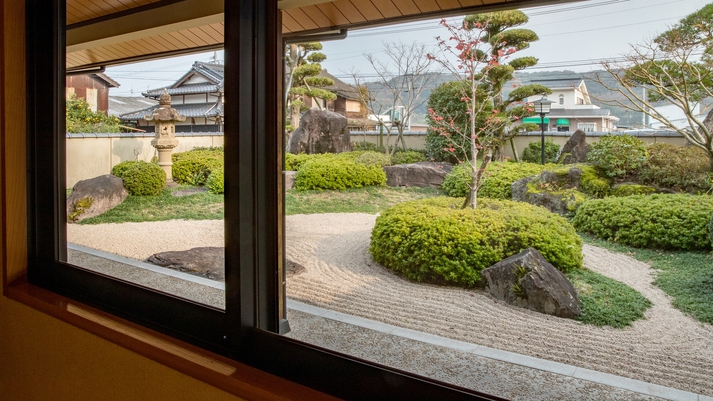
top-left (64, 8), bottom-right (226, 309)
top-left (282, 5), bottom-right (713, 399)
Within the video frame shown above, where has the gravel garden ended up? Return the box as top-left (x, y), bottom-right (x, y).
top-left (67, 136), bottom-right (713, 396)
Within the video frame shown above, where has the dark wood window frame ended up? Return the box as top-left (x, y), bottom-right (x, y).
top-left (17, 0), bottom-right (503, 399)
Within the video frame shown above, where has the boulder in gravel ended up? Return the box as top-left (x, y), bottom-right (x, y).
top-left (287, 108), bottom-right (352, 154)
top-left (147, 246), bottom-right (306, 281)
top-left (384, 162), bottom-right (453, 189)
top-left (147, 247), bottom-right (225, 281)
top-left (67, 174), bottom-right (128, 223)
top-left (481, 248), bottom-right (581, 319)
top-left (557, 129), bottom-right (589, 164)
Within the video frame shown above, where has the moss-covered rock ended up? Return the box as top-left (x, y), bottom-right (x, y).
top-left (511, 164), bottom-right (609, 216)
top-left (610, 183), bottom-right (657, 197)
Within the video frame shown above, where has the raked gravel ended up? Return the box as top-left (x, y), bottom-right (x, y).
top-left (68, 214), bottom-right (713, 396)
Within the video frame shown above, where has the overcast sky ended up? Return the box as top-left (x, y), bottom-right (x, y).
top-left (105, 0), bottom-right (706, 97)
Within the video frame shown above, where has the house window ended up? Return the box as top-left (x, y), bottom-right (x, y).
top-left (25, 0), bottom-right (493, 399)
top-left (559, 94), bottom-right (564, 105)
top-left (346, 100), bottom-right (361, 113)
top-left (578, 122), bottom-right (596, 132)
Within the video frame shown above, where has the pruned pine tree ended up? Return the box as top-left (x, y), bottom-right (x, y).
top-left (284, 42), bottom-right (336, 133)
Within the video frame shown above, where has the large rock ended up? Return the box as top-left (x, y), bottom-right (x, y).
top-left (147, 247), bottom-right (225, 280)
top-left (384, 162), bottom-right (453, 189)
top-left (557, 129), bottom-right (589, 164)
top-left (66, 174), bottom-right (128, 223)
top-left (481, 248), bottom-right (581, 319)
top-left (146, 246), bottom-right (305, 281)
top-left (511, 167), bottom-right (589, 216)
top-left (287, 109), bottom-right (352, 154)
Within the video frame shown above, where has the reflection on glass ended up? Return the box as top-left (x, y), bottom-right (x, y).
top-left (65, 54), bottom-right (226, 309)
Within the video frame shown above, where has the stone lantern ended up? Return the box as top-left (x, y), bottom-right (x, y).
top-left (145, 89), bottom-right (186, 182)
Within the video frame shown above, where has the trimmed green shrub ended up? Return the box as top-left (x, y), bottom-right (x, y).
top-left (172, 149), bottom-right (223, 185)
top-left (117, 161), bottom-right (166, 196)
top-left (586, 134), bottom-right (647, 179)
top-left (285, 153), bottom-right (315, 171)
top-left (480, 162), bottom-right (556, 199)
top-left (610, 184), bottom-right (657, 197)
top-left (424, 80), bottom-right (478, 163)
top-left (295, 156), bottom-right (386, 190)
top-left (522, 139), bottom-right (560, 164)
top-left (708, 212), bottom-right (713, 250)
top-left (370, 197), bottom-right (582, 286)
top-left (111, 160), bottom-right (141, 179)
top-left (392, 150), bottom-right (427, 165)
top-left (572, 194), bottom-right (713, 250)
top-left (442, 162), bottom-right (554, 199)
top-left (206, 166), bottom-right (224, 194)
top-left (355, 151), bottom-right (392, 167)
top-left (441, 164), bottom-right (472, 197)
top-left (640, 143), bottom-right (712, 193)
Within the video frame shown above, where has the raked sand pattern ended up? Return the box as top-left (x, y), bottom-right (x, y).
top-left (68, 214), bottom-right (713, 396)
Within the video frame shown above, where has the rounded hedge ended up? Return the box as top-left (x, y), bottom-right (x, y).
top-left (392, 150), bottom-right (427, 165)
top-left (111, 160), bottom-right (141, 179)
top-left (206, 166), bottom-right (224, 194)
top-left (355, 151), bottom-right (392, 167)
top-left (640, 143), bottom-right (712, 193)
top-left (572, 194), bottom-right (713, 250)
top-left (610, 183), bottom-right (656, 197)
top-left (116, 161), bottom-right (166, 196)
top-left (295, 156), bottom-right (386, 190)
top-left (586, 134), bottom-right (647, 179)
top-left (172, 149), bottom-right (224, 185)
top-left (370, 197), bottom-right (583, 286)
top-left (285, 152), bottom-right (315, 171)
top-left (441, 162), bottom-right (554, 199)
top-left (522, 139), bottom-right (560, 164)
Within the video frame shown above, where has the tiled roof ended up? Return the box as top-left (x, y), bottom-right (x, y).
top-left (119, 101), bottom-right (223, 121)
top-left (108, 96), bottom-right (158, 117)
top-left (143, 61), bottom-right (225, 97)
top-left (143, 83), bottom-right (222, 97)
top-left (319, 70), bottom-right (361, 101)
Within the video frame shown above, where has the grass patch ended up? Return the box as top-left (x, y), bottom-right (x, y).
top-left (580, 233), bottom-right (713, 325)
top-left (79, 187), bottom-right (224, 224)
top-left (567, 268), bottom-right (652, 328)
top-left (285, 186), bottom-right (441, 215)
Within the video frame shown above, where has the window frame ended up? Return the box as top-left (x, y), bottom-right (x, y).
top-left (22, 0), bottom-right (503, 399)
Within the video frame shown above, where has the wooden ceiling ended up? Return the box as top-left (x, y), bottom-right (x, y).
top-left (66, 0), bottom-right (582, 71)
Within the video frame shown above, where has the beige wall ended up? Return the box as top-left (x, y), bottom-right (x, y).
top-left (67, 134), bottom-right (224, 188)
top-left (349, 132), bottom-right (691, 160)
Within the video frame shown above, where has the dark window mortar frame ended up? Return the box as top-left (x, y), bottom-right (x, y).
top-left (24, 0), bottom-right (502, 399)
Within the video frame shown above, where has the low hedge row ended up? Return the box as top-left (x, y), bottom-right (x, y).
top-left (206, 166), bottom-right (224, 194)
top-left (572, 194), bottom-right (713, 251)
top-left (370, 197), bottom-right (582, 286)
top-left (295, 155), bottom-right (386, 190)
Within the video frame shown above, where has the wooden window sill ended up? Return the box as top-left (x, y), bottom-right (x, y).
top-left (5, 280), bottom-right (339, 401)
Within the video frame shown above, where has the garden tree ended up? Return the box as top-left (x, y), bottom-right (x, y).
top-left (66, 94), bottom-right (121, 133)
top-left (426, 12), bottom-right (550, 209)
top-left (365, 41), bottom-right (440, 156)
top-left (593, 3), bottom-right (713, 169)
top-left (284, 42), bottom-right (336, 132)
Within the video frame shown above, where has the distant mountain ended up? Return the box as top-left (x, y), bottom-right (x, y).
top-left (362, 69), bottom-right (656, 127)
